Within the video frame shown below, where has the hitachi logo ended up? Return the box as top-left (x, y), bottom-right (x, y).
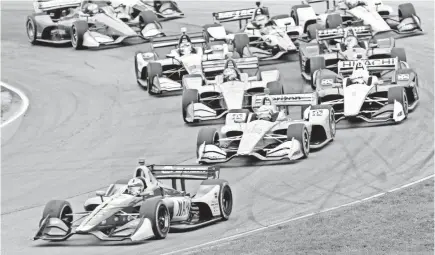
top-left (339, 58), bottom-right (396, 68)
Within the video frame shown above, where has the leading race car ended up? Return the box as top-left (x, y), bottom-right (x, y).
top-left (28, 0), bottom-right (165, 49)
top-left (196, 93), bottom-right (335, 164)
top-left (299, 25), bottom-right (407, 83)
top-left (34, 159), bottom-right (233, 242)
top-left (310, 57), bottom-right (419, 124)
top-left (134, 28), bottom-right (239, 95)
top-left (182, 57), bottom-right (285, 123)
top-left (210, 2), bottom-right (303, 60)
top-left (297, 0), bottom-right (423, 38)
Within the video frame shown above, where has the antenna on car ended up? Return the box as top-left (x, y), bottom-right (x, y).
top-left (181, 27), bottom-right (187, 34)
top-left (255, 1), bottom-right (261, 7)
top-left (138, 158), bottom-right (145, 165)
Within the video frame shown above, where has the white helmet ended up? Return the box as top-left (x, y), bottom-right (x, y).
top-left (344, 36), bottom-right (358, 49)
top-left (127, 177), bottom-right (145, 196)
top-left (179, 42), bottom-right (192, 55)
top-left (223, 68), bottom-right (237, 81)
top-left (86, 3), bottom-right (99, 14)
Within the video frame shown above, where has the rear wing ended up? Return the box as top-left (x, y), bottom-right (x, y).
top-left (151, 31), bottom-right (206, 49)
top-left (338, 58), bottom-right (398, 74)
top-left (149, 165), bottom-right (220, 191)
top-left (34, 0), bottom-right (81, 11)
top-left (301, 0), bottom-right (332, 9)
top-left (212, 8), bottom-right (258, 23)
top-left (317, 26), bottom-right (373, 41)
top-left (252, 93), bottom-right (317, 109)
top-left (202, 57), bottom-right (259, 73)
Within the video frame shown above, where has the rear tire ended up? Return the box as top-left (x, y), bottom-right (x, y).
top-left (286, 123), bottom-right (310, 158)
top-left (307, 23), bottom-right (322, 41)
top-left (40, 200), bottom-right (73, 227)
top-left (182, 89), bottom-right (199, 123)
top-left (326, 14), bottom-right (342, 28)
top-left (388, 86), bottom-right (409, 121)
top-left (266, 81), bottom-right (284, 95)
top-left (290, 4), bottom-right (312, 26)
top-left (71, 20), bottom-right (88, 50)
top-left (310, 105), bottom-right (336, 139)
top-left (139, 197), bottom-right (170, 239)
top-left (309, 56), bottom-right (326, 85)
top-left (196, 127), bottom-right (219, 158)
top-left (139, 10), bottom-right (159, 30)
top-left (233, 33), bottom-right (250, 57)
top-left (200, 179), bottom-right (233, 221)
top-left (391, 48), bottom-right (407, 63)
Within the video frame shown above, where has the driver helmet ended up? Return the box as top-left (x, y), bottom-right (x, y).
top-left (344, 36), bottom-right (358, 49)
top-left (345, 0), bottom-right (366, 9)
top-left (179, 42), bottom-right (193, 55)
top-left (351, 74), bottom-right (366, 84)
top-left (223, 68), bottom-right (238, 81)
top-left (86, 3), bottom-right (99, 14)
top-left (127, 177), bottom-right (146, 196)
top-left (263, 97), bottom-right (272, 106)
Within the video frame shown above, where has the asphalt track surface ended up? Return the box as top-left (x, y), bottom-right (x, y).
top-left (1, 1), bottom-right (433, 255)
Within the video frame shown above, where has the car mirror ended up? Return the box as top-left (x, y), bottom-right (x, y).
top-left (96, 190), bottom-right (105, 197)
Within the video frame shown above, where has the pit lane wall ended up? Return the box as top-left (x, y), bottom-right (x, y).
top-left (1, 82), bottom-right (30, 145)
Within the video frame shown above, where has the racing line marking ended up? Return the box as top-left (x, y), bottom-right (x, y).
top-left (1, 81), bottom-right (29, 128)
top-left (162, 174), bottom-right (435, 255)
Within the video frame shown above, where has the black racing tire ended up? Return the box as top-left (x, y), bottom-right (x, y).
top-left (290, 4), bottom-right (311, 26)
top-left (40, 200), bottom-right (73, 227)
top-left (388, 86), bottom-right (409, 120)
top-left (309, 56), bottom-right (326, 80)
top-left (200, 179), bottom-right (233, 221)
top-left (233, 33), bottom-right (250, 57)
top-left (326, 13), bottom-right (342, 28)
top-left (147, 62), bottom-right (163, 95)
top-left (391, 47), bottom-right (407, 63)
top-left (139, 197), bottom-right (170, 239)
top-left (134, 51), bottom-right (146, 89)
top-left (307, 23), bottom-right (322, 41)
top-left (26, 16), bottom-right (38, 45)
top-left (398, 3), bottom-right (416, 20)
top-left (196, 127), bottom-right (219, 158)
top-left (139, 10), bottom-right (159, 30)
top-left (287, 123), bottom-right (310, 158)
top-left (266, 81), bottom-right (284, 95)
top-left (182, 89), bottom-right (199, 123)
top-left (71, 20), bottom-right (88, 50)
top-left (309, 105), bottom-right (336, 139)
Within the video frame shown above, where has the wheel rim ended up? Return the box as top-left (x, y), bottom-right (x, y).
top-left (403, 92), bottom-right (409, 115)
top-left (330, 109), bottom-right (336, 137)
top-left (27, 20), bottom-right (34, 39)
top-left (222, 187), bottom-right (232, 216)
top-left (60, 205), bottom-right (73, 226)
top-left (157, 205), bottom-right (170, 233)
top-left (71, 26), bottom-right (77, 46)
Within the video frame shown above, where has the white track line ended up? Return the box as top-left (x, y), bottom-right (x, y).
top-left (1, 81), bottom-right (29, 128)
top-left (163, 174), bottom-right (435, 255)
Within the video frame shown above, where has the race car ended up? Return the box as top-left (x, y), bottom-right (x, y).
top-left (298, 25), bottom-right (407, 83)
top-left (34, 159), bottom-right (233, 242)
top-left (210, 2), bottom-right (303, 60)
top-left (28, 0), bottom-right (165, 49)
top-left (110, 0), bottom-right (184, 21)
top-left (135, 28), bottom-right (243, 95)
top-left (295, 0), bottom-right (422, 39)
top-left (310, 57), bottom-right (418, 124)
top-left (196, 93), bottom-right (335, 164)
top-left (182, 58), bottom-right (285, 123)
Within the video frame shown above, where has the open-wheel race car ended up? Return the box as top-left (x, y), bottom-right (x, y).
top-left (109, 0), bottom-right (184, 21)
top-left (298, 25), bottom-right (407, 83)
top-left (296, 0), bottom-right (423, 40)
top-left (28, 0), bottom-right (165, 49)
top-left (210, 2), bottom-right (303, 60)
top-left (196, 92), bottom-right (336, 164)
top-left (33, 159), bottom-right (233, 242)
top-left (182, 57), bottom-right (285, 123)
top-left (310, 56), bottom-right (419, 124)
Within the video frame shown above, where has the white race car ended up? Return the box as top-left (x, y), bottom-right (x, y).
top-left (182, 58), bottom-right (285, 123)
top-left (196, 93), bottom-right (336, 164)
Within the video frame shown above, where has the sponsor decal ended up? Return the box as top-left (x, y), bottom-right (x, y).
top-left (339, 58), bottom-right (396, 69)
top-left (318, 26), bottom-right (369, 36)
top-left (229, 112), bottom-right (247, 123)
top-left (216, 9), bottom-right (255, 20)
top-left (176, 200), bottom-right (190, 217)
top-left (321, 79), bottom-right (333, 85)
top-left (310, 109), bottom-right (323, 117)
top-left (397, 73), bottom-right (410, 81)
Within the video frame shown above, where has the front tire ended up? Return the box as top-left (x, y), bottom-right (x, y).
top-left (71, 20), bottom-right (88, 50)
top-left (26, 16), bottom-right (38, 45)
top-left (139, 197), bottom-right (170, 239)
top-left (287, 123), bottom-right (310, 158)
top-left (40, 200), bottom-right (73, 227)
top-left (196, 127), bottom-right (219, 158)
top-left (388, 86), bottom-right (409, 121)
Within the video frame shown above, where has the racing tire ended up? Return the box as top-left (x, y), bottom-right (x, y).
top-left (139, 197), bottom-right (170, 240)
top-left (139, 10), bottom-right (159, 30)
top-left (147, 62), bottom-right (163, 95)
top-left (290, 4), bottom-right (312, 26)
top-left (286, 123), bottom-right (310, 159)
top-left (309, 56), bottom-right (326, 81)
top-left (398, 3), bottom-right (416, 20)
top-left (233, 33), bottom-right (250, 57)
top-left (203, 23), bottom-right (224, 43)
top-left (200, 179), bottom-right (233, 221)
top-left (309, 105), bottom-right (336, 139)
top-left (388, 86), bottom-right (409, 121)
top-left (266, 81), bottom-right (284, 95)
top-left (134, 51), bottom-right (146, 89)
top-left (26, 16), bottom-right (38, 45)
top-left (182, 89), bottom-right (199, 123)
top-left (391, 48), bottom-right (407, 63)
top-left (71, 20), bottom-right (88, 50)
top-left (326, 14), bottom-right (342, 29)
top-left (196, 127), bottom-right (219, 158)
top-left (307, 23), bottom-right (322, 41)
top-left (40, 200), bottom-right (73, 228)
